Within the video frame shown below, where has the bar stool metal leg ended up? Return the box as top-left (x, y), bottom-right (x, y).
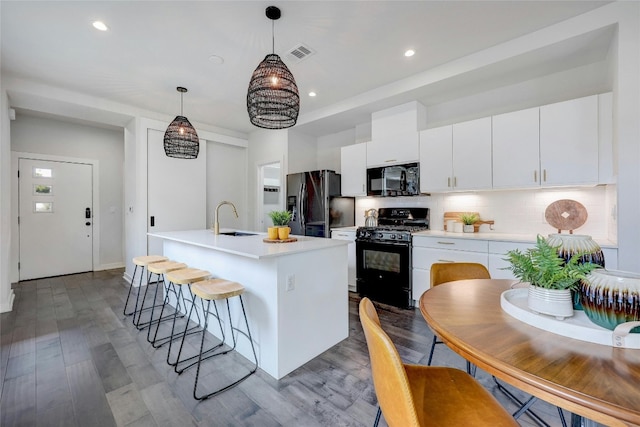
top-left (159, 268), bottom-right (210, 363)
top-left (143, 261), bottom-right (188, 339)
top-left (124, 255), bottom-right (167, 319)
top-left (188, 279), bottom-right (258, 401)
top-left (173, 290), bottom-right (225, 374)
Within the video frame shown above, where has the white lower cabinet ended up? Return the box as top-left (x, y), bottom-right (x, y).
top-left (488, 241), bottom-right (536, 280)
top-left (331, 229), bottom-right (357, 292)
top-left (412, 236), bottom-right (488, 302)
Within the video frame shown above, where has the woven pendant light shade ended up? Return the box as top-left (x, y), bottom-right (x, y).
top-left (247, 53), bottom-right (299, 129)
top-left (164, 115), bottom-right (199, 159)
top-left (164, 87), bottom-right (199, 159)
top-left (246, 6), bottom-right (299, 130)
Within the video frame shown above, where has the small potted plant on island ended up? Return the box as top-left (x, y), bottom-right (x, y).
top-left (503, 235), bottom-right (599, 320)
top-left (459, 212), bottom-right (479, 233)
top-left (268, 210), bottom-right (293, 240)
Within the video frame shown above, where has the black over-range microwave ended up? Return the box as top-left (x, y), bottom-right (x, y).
top-left (367, 162), bottom-right (420, 197)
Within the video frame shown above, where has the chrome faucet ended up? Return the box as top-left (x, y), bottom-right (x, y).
top-left (214, 201), bottom-right (238, 235)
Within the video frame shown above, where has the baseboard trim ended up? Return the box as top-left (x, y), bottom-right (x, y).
top-left (0, 289), bottom-right (16, 313)
top-left (96, 262), bottom-right (125, 271)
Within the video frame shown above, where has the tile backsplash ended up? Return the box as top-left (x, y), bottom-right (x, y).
top-left (355, 185), bottom-right (617, 242)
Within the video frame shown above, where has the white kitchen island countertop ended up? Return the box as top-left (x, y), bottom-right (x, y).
top-left (148, 228), bottom-right (349, 380)
top-left (148, 229), bottom-right (348, 259)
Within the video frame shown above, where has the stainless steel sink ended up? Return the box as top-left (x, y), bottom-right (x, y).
top-left (219, 231), bottom-right (257, 237)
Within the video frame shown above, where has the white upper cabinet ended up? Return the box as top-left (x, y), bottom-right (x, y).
top-left (366, 130), bottom-right (419, 167)
top-left (540, 95), bottom-right (599, 186)
top-left (492, 107), bottom-right (540, 189)
top-left (340, 143), bottom-right (367, 196)
top-left (419, 125), bottom-right (453, 193)
top-left (367, 101), bottom-right (425, 167)
top-left (419, 117), bottom-right (492, 193)
top-left (452, 117), bottom-right (493, 190)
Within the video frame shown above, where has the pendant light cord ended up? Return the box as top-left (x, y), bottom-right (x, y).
top-left (180, 92), bottom-right (184, 116)
top-left (271, 19), bottom-right (275, 54)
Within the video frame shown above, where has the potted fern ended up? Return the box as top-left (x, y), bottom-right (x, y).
top-left (268, 210), bottom-right (293, 240)
top-left (503, 235), bottom-right (599, 320)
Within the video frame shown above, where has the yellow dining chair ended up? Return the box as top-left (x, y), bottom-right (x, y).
top-left (426, 262), bottom-right (567, 427)
top-left (426, 262), bottom-right (490, 367)
top-left (359, 297), bottom-right (518, 427)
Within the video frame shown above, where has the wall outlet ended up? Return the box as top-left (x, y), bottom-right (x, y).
top-left (286, 274), bottom-right (295, 291)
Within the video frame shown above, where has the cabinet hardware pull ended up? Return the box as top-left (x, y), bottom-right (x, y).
top-left (438, 259), bottom-right (455, 263)
top-left (534, 170), bottom-right (537, 182)
top-left (543, 169), bottom-right (547, 182)
top-left (447, 177), bottom-right (451, 187)
top-left (385, 159), bottom-right (397, 163)
top-left (454, 176), bottom-right (457, 187)
top-left (437, 241), bottom-right (455, 245)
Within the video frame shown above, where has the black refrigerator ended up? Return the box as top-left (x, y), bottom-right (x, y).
top-left (286, 170), bottom-right (355, 237)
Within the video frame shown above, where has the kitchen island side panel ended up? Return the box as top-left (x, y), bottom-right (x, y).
top-left (161, 239), bottom-right (348, 379)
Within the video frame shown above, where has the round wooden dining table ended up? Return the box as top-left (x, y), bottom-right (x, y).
top-left (419, 279), bottom-right (640, 427)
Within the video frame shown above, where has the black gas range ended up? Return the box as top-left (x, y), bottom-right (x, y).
top-left (356, 208), bottom-right (429, 308)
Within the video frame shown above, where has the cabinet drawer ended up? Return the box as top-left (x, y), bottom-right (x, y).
top-left (488, 241), bottom-right (536, 255)
top-left (413, 236), bottom-right (488, 252)
top-left (413, 247), bottom-right (488, 270)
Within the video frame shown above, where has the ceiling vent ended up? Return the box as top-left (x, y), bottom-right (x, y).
top-left (285, 43), bottom-right (316, 64)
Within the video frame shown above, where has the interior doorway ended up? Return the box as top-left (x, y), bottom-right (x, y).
top-left (257, 161), bottom-right (282, 232)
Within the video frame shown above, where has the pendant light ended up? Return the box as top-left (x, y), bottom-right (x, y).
top-left (247, 6), bottom-right (299, 129)
top-left (164, 87), bottom-right (199, 159)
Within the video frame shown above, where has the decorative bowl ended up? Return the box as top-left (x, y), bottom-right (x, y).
top-left (547, 233), bottom-right (605, 310)
top-left (579, 269), bottom-right (640, 333)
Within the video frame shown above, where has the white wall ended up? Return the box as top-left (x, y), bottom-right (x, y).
top-left (1, 87), bottom-right (16, 312)
top-left (317, 128), bottom-right (354, 172)
top-left (247, 129), bottom-right (288, 230)
top-left (206, 140), bottom-right (248, 231)
top-left (355, 185), bottom-right (615, 243)
top-left (10, 113), bottom-right (125, 275)
top-left (424, 59), bottom-right (611, 129)
top-left (287, 130), bottom-right (317, 174)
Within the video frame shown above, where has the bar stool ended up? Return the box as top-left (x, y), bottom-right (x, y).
top-left (124, 255), bottom-right (168, 322)
top-left (183, 278), bottom-right (258, 400)
top-left (143, 260), bottom-right (188, 342)
top-left (163, 268), bottom-right (211, 366)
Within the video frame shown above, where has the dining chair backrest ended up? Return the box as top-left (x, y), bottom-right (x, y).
top-left (359, 297), bottom-right (420, 427)
top-left (430, 262), bottom-right (490, 287)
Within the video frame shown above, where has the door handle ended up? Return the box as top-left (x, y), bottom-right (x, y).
top-left (85, 207), bottom-right (91, 219)
top-left (150, 216), bottom-right (155, 227)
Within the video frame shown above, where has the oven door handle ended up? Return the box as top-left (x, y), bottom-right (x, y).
top-left (356, 240), bottom-right (410, 247)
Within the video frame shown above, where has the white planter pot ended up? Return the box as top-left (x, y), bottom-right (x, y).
top-left (463, 224), bottom-right (474, 233)
top-left (527, 284), bottom-right (574, 320)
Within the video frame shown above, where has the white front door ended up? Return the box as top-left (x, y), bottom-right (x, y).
top-left (147, 129), bottom-right (206, 256)
top-left (18, 158), bottom-right (93, 280)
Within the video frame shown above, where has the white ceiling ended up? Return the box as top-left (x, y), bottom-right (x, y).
top-left (1, 1), bottom-right (612, 137)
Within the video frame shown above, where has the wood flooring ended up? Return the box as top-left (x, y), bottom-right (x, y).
top-left (1, 269), bottom-right (568, 426)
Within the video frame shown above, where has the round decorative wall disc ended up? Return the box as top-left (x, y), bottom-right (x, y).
top-left (545, 199), bottom-right (588, 233)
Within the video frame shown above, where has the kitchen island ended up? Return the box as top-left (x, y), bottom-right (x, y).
top-left (147, 229), bottom-right (349, 379)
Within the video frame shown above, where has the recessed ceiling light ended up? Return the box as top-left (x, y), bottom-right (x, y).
top-left (404, 49), bottom-right (415, 57)
top-left (92, 21), bottom-right (109, 31)
top-left (308, 92), bottom-right (317, 97)
top-left (208, 55), bottom-right (224, 65)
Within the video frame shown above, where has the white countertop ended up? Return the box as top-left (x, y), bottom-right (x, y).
top-left (412, 230), bottom-right (617, 248)
top-left (148, 229), bottom-right (349, 259)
